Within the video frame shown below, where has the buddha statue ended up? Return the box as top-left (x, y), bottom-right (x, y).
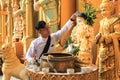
top-left (95, 0), bottom-right (120, 80)
top-left (71, 12), bottom-right (95, 53)
top-left (69, 4), bottom-right (97, 72)
top-left (71, 12), bottom-right (95, 70)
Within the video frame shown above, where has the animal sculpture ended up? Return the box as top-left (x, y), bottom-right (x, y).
top-left (0, 43), bottom-right (26, 80)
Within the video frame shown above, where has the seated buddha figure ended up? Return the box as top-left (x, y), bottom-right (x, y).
top-left (77, 13), bottom-right (94, 52)
top-left (71, 12), bottom-right (95, 53)
top-left (71, 12), bottom-right (95, 68)
top-left (95, 0), bottom-right (120, 80)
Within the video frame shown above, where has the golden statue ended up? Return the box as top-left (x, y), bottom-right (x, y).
top-left (71, 3), bottom-right (96, 53)
top-left (95, 0), bottom-right (120, 80)
top-left (0, 43), bottom-right (26, 80)
top-left (70, 12), bottom-right (96, 71)
top-left (70, 4), bottom-right (97, 70)
top-left (12, 1), bottom-right (24, 42)
top-left (13, 0), bottom-right (26, 41)
top-left (13, 14), bottom-right (24, 42)
top-left (76, 14), bottom-right (94, 52)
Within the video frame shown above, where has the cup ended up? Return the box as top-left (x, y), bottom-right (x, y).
top-left (42, 67), bottom-right (49, 73)
top-left (33, 65), bottom-right (38, 71)
top-left (67, 68), bottom-right (74, 74)
top-left (81, 66), bottom-right (92, 73)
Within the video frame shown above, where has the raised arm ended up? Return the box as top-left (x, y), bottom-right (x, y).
top-left (52, 13), bottom-right (76, 41)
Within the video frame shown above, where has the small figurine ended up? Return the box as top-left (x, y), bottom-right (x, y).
top-left (13, 15), bottom-right (24, 42)
top-left (12, 1), bottom-right (24, 42)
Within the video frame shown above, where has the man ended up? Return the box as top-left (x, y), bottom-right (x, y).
top-left (26, 13), bottom-right (76, 63)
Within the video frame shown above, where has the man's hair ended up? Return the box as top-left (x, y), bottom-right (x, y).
top-left (35, 21), bottom-right (46, 30)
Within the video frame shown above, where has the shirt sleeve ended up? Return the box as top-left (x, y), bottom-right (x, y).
top-left (52, 19), bottom-right (73, 41)
top-left (25, 41), bottom-right (35, 62)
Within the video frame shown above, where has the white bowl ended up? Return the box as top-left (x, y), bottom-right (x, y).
top-left (67, 68), bottom-right (74, 74)
top-left (81, 66), bottom-right (93, 73)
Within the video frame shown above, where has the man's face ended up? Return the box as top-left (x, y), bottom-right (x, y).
top-left (39, 24), bottom-right (50, 38)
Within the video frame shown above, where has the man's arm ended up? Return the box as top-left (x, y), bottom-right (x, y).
top-left (53, 13), bottom-right (76, 41)
top-left (25, 42), bottom-right (35, 62)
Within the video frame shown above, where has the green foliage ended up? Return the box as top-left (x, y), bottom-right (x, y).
top-left (63, 37), bottom-right (72, 49)
top-left (63, 37), bottom-right (80, 55)
top-left (71, 46), bottom-right (79, 55)
top-left (82, 3), bottom-right (97, 26)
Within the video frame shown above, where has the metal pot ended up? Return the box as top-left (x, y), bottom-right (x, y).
top-left (40, 53), bottom-right (75, 73)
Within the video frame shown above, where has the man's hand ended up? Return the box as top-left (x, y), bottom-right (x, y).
top-left (70, 12), bottom-right (77, 21)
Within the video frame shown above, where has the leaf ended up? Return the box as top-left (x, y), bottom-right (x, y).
top-left (71, 46), bottom-right (80, 55)
top-left (63, 37), bottom-right (72, 49)
top-left (82, 3), bottom-right (97, 26)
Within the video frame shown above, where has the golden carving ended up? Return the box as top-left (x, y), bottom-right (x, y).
top-left (27, 68), bottom-right (98, 80)
top-left (95, 0), bottom-right (120, 79)
top-left (0, 43), bottom-right (26, 80)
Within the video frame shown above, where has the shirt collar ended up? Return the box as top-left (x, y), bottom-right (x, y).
top-left (41, 36), bottom-right (48, 41)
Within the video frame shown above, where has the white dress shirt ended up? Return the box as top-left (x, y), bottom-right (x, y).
top-left (26, 20), bottom-right (73, 62)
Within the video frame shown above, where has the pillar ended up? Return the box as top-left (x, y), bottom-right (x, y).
top-left (1, 11), bottom-right (6, 44)
top-left (60, 0), bottom-right (76, 46)
top-left (0, 5), bottom-right (2, 46)
top-left (25, 0), bottom-right (34, 54)
top-left (0, 1), bottom-right (7, 45)
top-left (7, 0), bottom-right (13, 43)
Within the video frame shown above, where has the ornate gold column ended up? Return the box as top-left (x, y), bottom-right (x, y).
top-left (1, 12), bottom-right (6, 44)
top-left (7, 0), bottom-right (13, 43)
top-left (26, 0), bottom-right (34, 38)
top-left (25, 0), bottom-right (34, 53)
top-left (0, 3), bottom-right (1, 31)
top-left (0, 13), bottom-right (1, 35)
top-left (0, 0), bottom-right (7, 45)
